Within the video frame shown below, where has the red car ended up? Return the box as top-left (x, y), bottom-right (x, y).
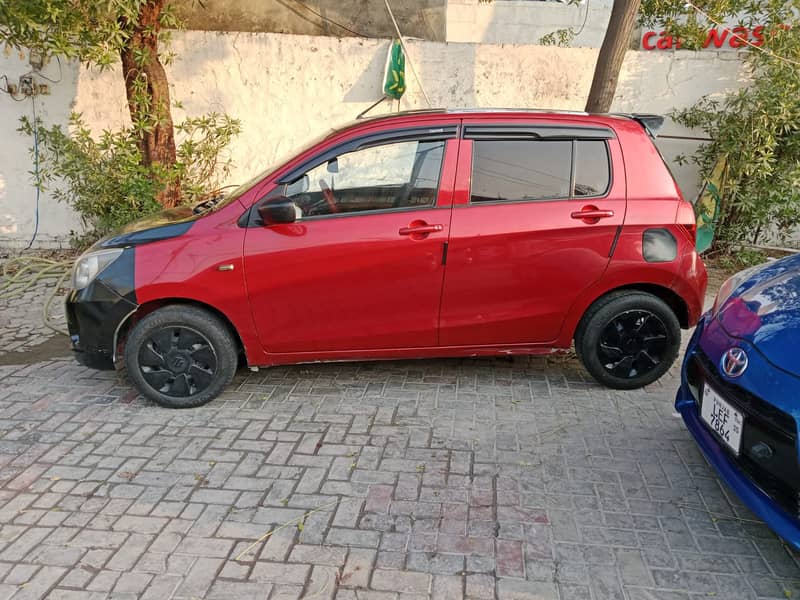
top-left (66, 110), bottom-right (707, 408)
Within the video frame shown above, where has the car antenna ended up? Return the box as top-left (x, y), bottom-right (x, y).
top-left (356, 96), bottom-right (388, 119)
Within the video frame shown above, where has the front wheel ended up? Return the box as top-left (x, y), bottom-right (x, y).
top-left (575, 291), bottom-right (681, 390)
top-left (124, 305), bottom-right (238, 408)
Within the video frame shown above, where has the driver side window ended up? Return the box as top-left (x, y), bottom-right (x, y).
top-left (282, 139), bottom-right (445, 218)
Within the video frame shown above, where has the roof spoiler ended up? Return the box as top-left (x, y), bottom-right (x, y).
top-left (612, 113), bottom-right (665, 138)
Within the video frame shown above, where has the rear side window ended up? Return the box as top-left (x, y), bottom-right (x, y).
top-left (470, 138), bottom-right (610, 203)
top-left (470, 140), bottom-right (571, 203)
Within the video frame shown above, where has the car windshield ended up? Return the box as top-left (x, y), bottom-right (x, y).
top-left (194, 129), bottom-right (339, 214)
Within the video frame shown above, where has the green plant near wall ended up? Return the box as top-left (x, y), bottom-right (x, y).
top-left (2, 0), bottom-right (244, 246)
top-left (640, 0), bottom-right (800, 250)
top-left (18, 111), bottom-right (241, 246)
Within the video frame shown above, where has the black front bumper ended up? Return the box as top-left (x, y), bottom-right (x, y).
top-left (65, 249), bottom-right (138, 370)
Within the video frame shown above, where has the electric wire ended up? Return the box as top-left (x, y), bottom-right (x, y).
top-left (288, 0), bottom-right (372, 38)
top-left (574, 0), bottom-right (591, 37)
top-left (0, 75), bottom-right (27, 101)
top-left (25, 93), bottom-right (41, 250)
top-left (35, 56), bottom-right (63, 84)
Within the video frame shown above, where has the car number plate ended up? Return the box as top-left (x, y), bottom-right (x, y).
top-left (701, 382), bottom-right (744, 455)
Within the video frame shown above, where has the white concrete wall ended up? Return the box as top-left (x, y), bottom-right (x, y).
top-left (0, 51), bottom-right (83, 249)
top-left (0, 31), bottom-right (749, 247)
top-left (447, 0), bottom-right (614, 47)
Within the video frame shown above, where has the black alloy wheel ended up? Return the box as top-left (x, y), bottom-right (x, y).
top-left (138, 326), bottom-right (218, 397)
top-left (125, 305), bottom-right (238, 408)
top-left (597, 309), bottom-right (668, 379)
top-left (575, 291), bottom-right (681, 390)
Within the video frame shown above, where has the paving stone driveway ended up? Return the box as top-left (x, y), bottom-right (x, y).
top-left (0, 343), bottom-right (798, 600)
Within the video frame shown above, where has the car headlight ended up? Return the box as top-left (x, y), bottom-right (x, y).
top-left (71, 248), bottom-right (124, 290)
top-left (712, 264), bottom-right (764, 315)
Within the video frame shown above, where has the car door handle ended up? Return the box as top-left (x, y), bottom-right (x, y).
top-left (570, 207), bottom-right (614, 220)
top-left (399, 224), bottom-right (444, 236)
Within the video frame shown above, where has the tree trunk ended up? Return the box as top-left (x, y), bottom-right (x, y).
top-left (119, 0), bottom-right (180, 208)
top-left (585, 0), bottom-right (642, 113)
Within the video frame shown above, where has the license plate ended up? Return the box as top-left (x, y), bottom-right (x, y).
top-left (701, 382), bottom-right (744, 455)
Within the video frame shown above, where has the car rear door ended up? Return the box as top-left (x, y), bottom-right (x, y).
top-left (439, 120), bottom-right (627, 346)
top-left (242, 125), bottom-right (459, 354)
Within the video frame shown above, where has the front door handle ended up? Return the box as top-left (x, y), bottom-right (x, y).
top-left (571, 206), bottom-right (614, 223)
top-left (399, 223), bottom-right (444, 236)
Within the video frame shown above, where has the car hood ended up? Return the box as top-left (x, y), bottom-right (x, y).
top-left (717, 253), bottom-right (800, 376)
top-left (97, 206), bottom-right (199, 249)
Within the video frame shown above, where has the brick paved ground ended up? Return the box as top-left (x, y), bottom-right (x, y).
top-left (0, 257), bottom-right (69, 360)
top-left (0, 261), bottom-right (798, 599)
top-left (0, 346), bottom-right (798, 599)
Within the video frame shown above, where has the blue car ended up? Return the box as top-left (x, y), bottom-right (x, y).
top-left (677, 253), bottom-right (800, 549)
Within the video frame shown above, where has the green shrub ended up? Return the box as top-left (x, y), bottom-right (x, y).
top-left (19, 111), bottom-right (241, 246)
top-left (671, 19), bottom-right (800, 249)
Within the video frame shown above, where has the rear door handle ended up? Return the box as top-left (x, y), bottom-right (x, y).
top-left (571, 209), bottom-right (614, 220)
top-left (399, 224), bottom-right (444, 236)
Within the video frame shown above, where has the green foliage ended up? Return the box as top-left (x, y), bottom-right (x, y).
top-left (539, 28), bottom-right (577, 47)
top-left (19, 112), bottom-right (241, 245)
top-left (175, 114), bottom-right (242, 200)
top-left (640, 0), bottom-right (800, 248)
top-left (3, 0), bottom-right (244, 244)
top-left (538, 0), bottom-right (583, 47)
top-left (0, 0), bottom-right (179, 68)
top-left (716, 248), bottom-right (768, 271)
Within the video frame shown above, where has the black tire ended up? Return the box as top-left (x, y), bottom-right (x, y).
top-left (575, 291), bottom-right (681, 390)
top-left (124, 305), bottom-right (238, 408)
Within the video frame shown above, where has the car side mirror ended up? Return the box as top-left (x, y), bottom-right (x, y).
top-left (258, 199), bottom-right (299, 225)
top-left (327, 158), bottom-right (339, 174)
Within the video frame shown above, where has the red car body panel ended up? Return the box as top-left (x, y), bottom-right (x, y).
top-left (127, 110), bottom-right (707, 368)
top-left (439, 124), bottom-right (627, 345)
top-left (242, 207), bottom-right (452, 352)
top-left (132, 199), bottom-right (266, 364)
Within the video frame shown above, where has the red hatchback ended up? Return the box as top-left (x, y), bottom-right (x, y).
top-left (66, 109), bottom-right (707, 408)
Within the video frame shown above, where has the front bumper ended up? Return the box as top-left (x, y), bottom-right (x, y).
top-left (676, 319), bottom-right (800, 550)
top-left (65, 248), bottom-right (138, 370)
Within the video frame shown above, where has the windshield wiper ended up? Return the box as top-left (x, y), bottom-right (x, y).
top-left (192, 193), bottom-right (226, 215)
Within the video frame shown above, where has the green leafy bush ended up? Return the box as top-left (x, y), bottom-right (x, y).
top-left (670, 15), bottom-right (800, 249)
top-left (20, 111), bottom-right (241, 246)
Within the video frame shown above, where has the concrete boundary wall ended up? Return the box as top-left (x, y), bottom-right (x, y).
top-left (0, 31), bottom-right (748, 248)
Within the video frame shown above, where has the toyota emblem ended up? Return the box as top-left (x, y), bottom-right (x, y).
top-left (721, 347), bottom-right (748, 378)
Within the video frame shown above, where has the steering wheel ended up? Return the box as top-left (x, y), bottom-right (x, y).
top-left (318, 179), bottom-right (339, 214)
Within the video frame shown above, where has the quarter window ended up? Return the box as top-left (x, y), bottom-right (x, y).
top-left (281, 139), bottom-right (445, 217)
top-left (573, 140), bottom-right (610, 197)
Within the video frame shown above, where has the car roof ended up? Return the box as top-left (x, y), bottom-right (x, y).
top-left (343, 108), bottom-right (661, 137)
top-left (355, 107), bottom-right (590, 122)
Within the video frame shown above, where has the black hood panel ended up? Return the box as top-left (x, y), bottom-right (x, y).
top-left (98, 207), bottom-right (198, 249)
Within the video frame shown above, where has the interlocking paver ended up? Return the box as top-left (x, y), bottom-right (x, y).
top-left (0, 269), bottom-right (799, 600)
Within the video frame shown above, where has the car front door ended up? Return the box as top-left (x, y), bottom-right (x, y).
top-left (243, 127), bottom-right (458, 354)
top-left (439, 121), bottom-right (627, 346)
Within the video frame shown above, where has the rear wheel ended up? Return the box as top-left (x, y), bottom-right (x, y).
top-left (575, 291), bottom-right (681, 390)
top-left (124, 305), bottom-right (238, 408)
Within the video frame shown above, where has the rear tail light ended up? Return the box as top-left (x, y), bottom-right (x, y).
top-left (676, 201), bottom-right (697, 244)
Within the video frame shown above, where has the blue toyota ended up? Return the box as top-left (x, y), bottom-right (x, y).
top-left (677, 253), bottom-right (800, 549)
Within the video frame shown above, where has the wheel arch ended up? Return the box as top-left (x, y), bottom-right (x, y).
top-left (568, 282), bottom-right (690, 345)
top-left (114, 298), bottom-right (249, 366)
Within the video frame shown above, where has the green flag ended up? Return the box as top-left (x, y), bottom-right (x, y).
top-left (383, 40), bottom-right (406, 100)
